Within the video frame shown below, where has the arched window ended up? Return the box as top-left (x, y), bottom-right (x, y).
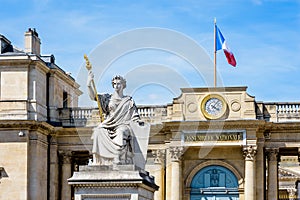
top-left (190, 165), bottom-right (239, 200)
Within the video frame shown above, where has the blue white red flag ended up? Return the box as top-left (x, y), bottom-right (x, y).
top-left (216, 25), bottom-right (237, 67)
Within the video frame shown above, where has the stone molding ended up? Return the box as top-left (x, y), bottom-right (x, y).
top-left (243, 145), bottom-right (257, 161)
top-left (69, 169), bottom-right (159, 192)
top-left (169, 146), bottom-right (184, 162)
top-left (161, 120), bottom-right (267, 134)
top-left (80, 194), bottom-right (131, 199)
top-left (0, 120), bottom-right (53, 131)
top-left (278, 167), bottom-right (300, 180)
top-left (71, 182), bottom-right (154, 189)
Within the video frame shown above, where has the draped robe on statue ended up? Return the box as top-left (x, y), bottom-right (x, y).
top-left (91, 91), bottom-right (146, 166)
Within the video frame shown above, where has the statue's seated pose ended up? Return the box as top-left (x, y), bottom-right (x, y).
top-left (87, 72), bottom-right (143, 166)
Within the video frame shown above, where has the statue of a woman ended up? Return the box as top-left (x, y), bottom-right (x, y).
top-left (87, 72), bottom-right (142, 166)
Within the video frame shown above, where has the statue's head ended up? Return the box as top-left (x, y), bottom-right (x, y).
top-left (111, 75), bottom-right (127, 89)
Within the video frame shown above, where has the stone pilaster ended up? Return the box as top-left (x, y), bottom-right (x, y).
top-left (49, 138), bottom-right (59, 200)
top-left (266, 148), bottom-right (279, 200)
top-left (256, 139), bottom-right (265, 200)
top-left (59, 151), bottom-right (72, 200)
top-left (169, 146), bottom-right (184, 200)
top-left (243, 145), bottom-right (257, 200)
top-left (28, 131), bottom-right (48, 200)
top-left (150, 149), bottom-right (166, 200)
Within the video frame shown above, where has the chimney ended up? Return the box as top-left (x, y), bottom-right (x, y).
top-left (24, 28), bottom-right (41, 55)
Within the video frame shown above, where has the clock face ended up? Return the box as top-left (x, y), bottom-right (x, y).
top-left (205, 98), bottom-right (223, 116)
top-left (201, 94), bottom-right (227, 119)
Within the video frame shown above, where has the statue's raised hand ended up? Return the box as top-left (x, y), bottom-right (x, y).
top-left (87, 71), bottom-right (94, 87)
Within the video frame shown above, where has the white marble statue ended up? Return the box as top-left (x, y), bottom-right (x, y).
top-left (87, 72), bottom-right (149, 169)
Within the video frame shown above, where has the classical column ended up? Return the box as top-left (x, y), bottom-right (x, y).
top-left (59, 151), bottom-right (72, 200)
top-left (168, 146), bottom-right (184, 200)
top-left (256, 139), bottom-right (265, 200)
top-left (266, 148), bottom-right (279, 200)
top-left (243, 145), bottom-right (257, 200)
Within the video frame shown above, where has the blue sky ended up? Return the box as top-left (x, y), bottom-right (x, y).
top-left (1, 0), bottom-right (300, 106)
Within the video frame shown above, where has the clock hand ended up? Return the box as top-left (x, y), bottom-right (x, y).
top-left (211, 104), bottom-right (220, 111)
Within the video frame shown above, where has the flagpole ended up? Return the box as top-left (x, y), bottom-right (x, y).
top-left (214, 18), bottom-right (217, 87)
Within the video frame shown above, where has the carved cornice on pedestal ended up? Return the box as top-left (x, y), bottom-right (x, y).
top-left (287, 187), bottom-right (297, 198)
top-left (243, 145), bottom-right (257, 161)
top-left (278, 167), bottom-right (300, 181)
top-left (169, 146), bottom-right (184, 162)
top-left (152, 149), bottom-right (166, 164)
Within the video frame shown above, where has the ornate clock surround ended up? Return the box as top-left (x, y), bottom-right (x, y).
top-left (200, 94), bottom-right (228, 120)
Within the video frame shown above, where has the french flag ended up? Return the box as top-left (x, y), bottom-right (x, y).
top-left (216, 25), bottom-right (237, 67)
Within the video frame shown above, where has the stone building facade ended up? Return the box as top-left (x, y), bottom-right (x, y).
top-left (0, 29), bottom-right (300, 200)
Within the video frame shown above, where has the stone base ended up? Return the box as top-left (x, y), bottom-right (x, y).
top-left (68, 165), bottom-right (159, 200)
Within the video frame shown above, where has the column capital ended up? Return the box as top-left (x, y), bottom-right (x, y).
top-left (59, 151), bottom-right (72, 164)
top-left (265, 148), bottom-right (279, 161)
top-left (152, 149), bottom-right (166, 164)
top-left (169, 146), bottom-right (184, 162)
top-left (243, 145), bottom-right (257, 161)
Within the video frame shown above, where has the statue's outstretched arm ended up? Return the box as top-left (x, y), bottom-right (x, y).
top-left (87, 71), bottom-right (96, 101)
top-left (84, 54), bottom-right (105, 122)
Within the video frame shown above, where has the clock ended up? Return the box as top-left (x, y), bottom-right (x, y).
top-left (201, 94), bottom-right (227, 119)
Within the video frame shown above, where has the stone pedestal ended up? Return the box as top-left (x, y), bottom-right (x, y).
top-left (68, 165), bottom-right (159, 200)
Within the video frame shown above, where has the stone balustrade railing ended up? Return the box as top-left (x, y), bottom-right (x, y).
top-left (263, 102), bottom-right (300, 122)
top-left (71, 107), bottom-right (93, 119)
top-left (58, 102), bottom-right (300, 126)
top-left (277, 103), bottom-right (300, 114)
top-left (58, 105), bottom-right (168, 126)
